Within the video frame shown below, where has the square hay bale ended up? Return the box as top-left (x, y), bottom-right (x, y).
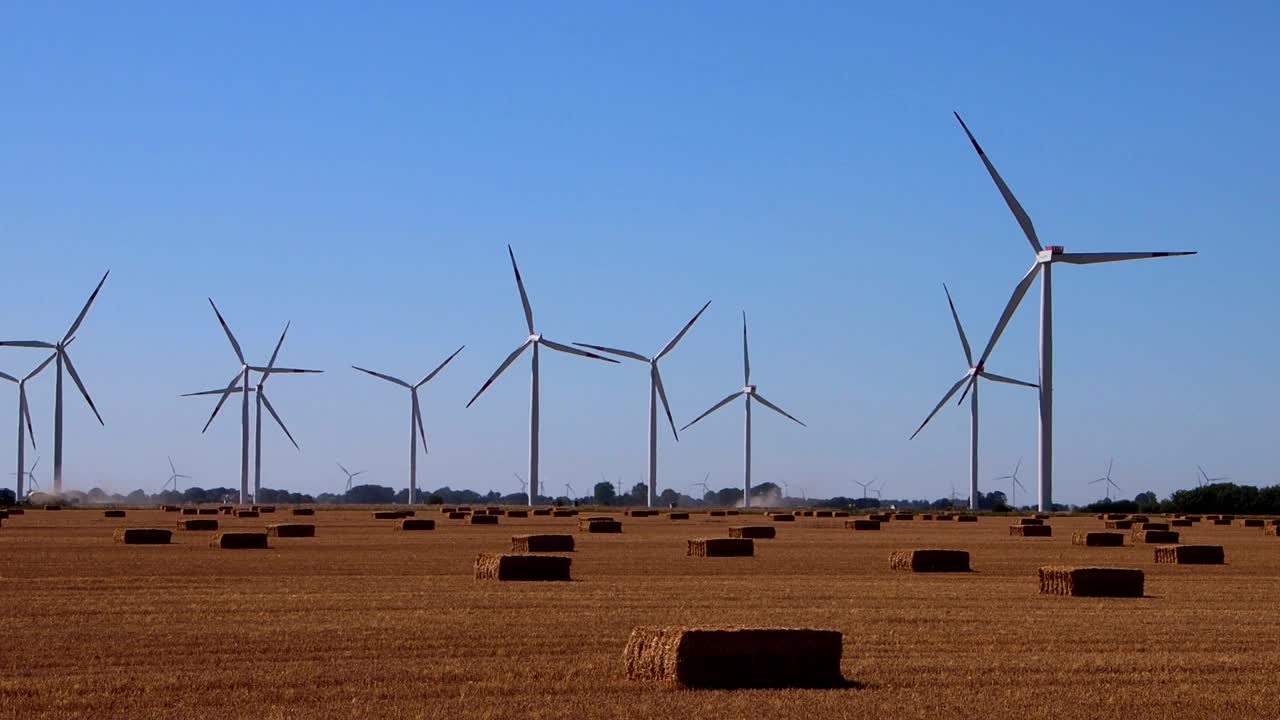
top-left (439, 507), bottom-right (456, 514)
top-left (771, 513), bottom-right (796, 522)
top-left (1072, 531), bottom-right (1124, 547)
top-left (1132, 530), bottom-right (1180, 544)
top-left (729, 525), bottom-right (776, 539)
top-left (709, 510), bottom-right (727, 517)
top-left (469, 514), bottom-right (499, 525)
top-left (814, 510), bottom-right (833, 518)
top-left (235, 510), bottom-right (260, 518)
top-left (893, 513), bottom-right (915, 520)
top-left (668, 512), bottom-right (690, 520)
top-left (258, 506), bottom-right (276, 514)
top-left (43, 504), bottom-right (63, 511)
top-left (512, 534), bottom-right (575, 552)
top-left (447, 511), bottom-right (469, 520)
top-left (1183, 515), bottom-right (1202, 522)
top-left (4, 508), bottom-right (21, 515)
top-left (622, 626), bottom-right (844, 689)
top-left (921, 514), bottom-right (934, 520)
top-left (1265, 519), bottom-right (1279, 527)
top-left (833, 511), bottom-right (849, 518)
top-left (456, 506), bottom-right (473, 512)
top-left (1170, 519), bottom-right (1192, 527)
top-left (889, 549), bottom-right (970, 572)
top-left (176, 519), bottom-right (219, 531)
top-left (395, 519), bottom-right (436, 531)
top-left (532, 508), bottom-right (552, 516)
top-left (867, 513), bottom-right (890, 521)
top-left (1014, 518), bottom-right (1044, 526)
top-left (1219, 515), bottom-right (1235, 522)
top-left (954, 514), bottom-right (978, 523)
top-left (160, 505), bottom-right (179, 512)
top-left (266, 523), bottom-right (316, 538)
top-left (0, 511), bottom-right (7, 520)
top-left (551, 510), bottom-right (575, 518)
top-left (1105, 520), bottom-right (1134, 530)
top-left (1009, 524), bottom-right (1052, 537)
top-left (1205, 514), bottom-right (1219, 520)
top-left (1155, 545), bottom-right (1224, 565)
top-left (1127, 516), bottom-right (1149, 523)
top-left (1105, 513), bottom-right (1126, 521)
top-left (846, 519), bottom-right (881, 531)
top-left (1211, 518), bottom-right (1231, 526)
top-left (800, 510), bottom-right (814, 517)
top-left (726, 510), bottom-right (740, 516)
top-left (687, 538), bottom-right (754, 557)
top-left (1033, 514), bottom-right (1050, 520)
top-left (103, 510), bottom-right (127, 518)
top-left (486, 506), bottom-right (502, 512)
top-left (219, 507), bottom-right (235, 515)
top-left (197, 508), bottom-right (218, 515)
top-left (181, 508), bottom-right (197, 515)
top-left (113, 528), bottom-right (172, 545)
top-left (1038, 566), bottom-right (1144, 597)
top-left (506, 510), bottom-right (529, 518)
top-left (1136, 522), bottom-right (1169, 531)
top-left (210, 532), bottom-right (269, 549)
top-left (474, 552), bottom-right (571, 581)
top-left (1239, 518), bottom-right (1264, 528)
top-left (579, 519), bottom-right (622, 533)
top-left (373, 510), bottom-right (403, 520)
top-left (291, 508), bottom-right (315, 516)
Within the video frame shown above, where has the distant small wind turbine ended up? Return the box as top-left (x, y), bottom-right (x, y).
top-left (1090, 459), bottom-right (1122, 502)
top-left (338, 462), bottom-right (365, 493)
top-left (855, 479), bottom-right (874, 499)
top-left (1196, 465), bottom-right (1227, 487)
top-left (163, 457), bottom-right (191, 493)
top-left (12, 457), bottom-right (40, 495)
top-left (564, 482), bottom-right (576, 500)
top-left (514, 473), bottom-right (528, 498)
top-left (994, 458), bottom-right (1027, 508)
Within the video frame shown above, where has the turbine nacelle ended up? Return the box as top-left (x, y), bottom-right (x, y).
top-left (743, 385), bottom-right (757, 395)
top-left (529, 333), bottom-right (542, 343)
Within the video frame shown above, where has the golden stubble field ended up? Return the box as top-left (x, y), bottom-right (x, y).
top-left (2, 509), bottom-right (1279, 720)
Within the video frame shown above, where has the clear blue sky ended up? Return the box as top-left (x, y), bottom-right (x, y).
top-left (2, 3), bottom-right (1276, 503)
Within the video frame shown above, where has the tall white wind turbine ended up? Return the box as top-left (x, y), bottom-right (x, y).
top-left (353, 345), bottom-right (464, 505)
top-left (954, 113), bottom-right (1196, 511)
top-left (0, 271), bottom-right (109, 494)
top-left (185, 301), bottom-right (320, 504)
top-left (163, 457), bottom-right (192, 494)
top-left (680, 313), bottom-right (805, 509)
top-left (910, 284), bottom-right (1036, 509)
top-left (993, 457), bottom-right (1027, 508)
top-left (574, 300), bottom-right (711, 507)
top-left (1, 351), bottom-right (56, 500)
top-left (338, 462), bottom-right (365, 493)
top-left (466, 246), bottom-right (619, 506)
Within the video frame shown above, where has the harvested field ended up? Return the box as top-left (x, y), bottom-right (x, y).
top-left (176, 519), bottom-right (219, 531)
top-left (729, 526), bottom-right (776, 539)
top-left (512, 534), bottom-right (575, 552)
top-left (622, 626), bottom-right (843, 688)
top-left (267, 524), bottom-right (316, 538)
top-left (687, 538), bottom-right (754, 557)
top-left (395, 519), bottom-right (435, 531)
top-left (1009, 525), bottom-right (1052, 537)
top-left (210, 532), bottom-right (269, 549)
top-left (4, 511), bottom-right (1280, 719)
top-left (1072, 531), bottom-right (1124, 547)
top-left (1132, 530), bottom-right (1180, 544)
top-left (889, 549), bottom-right (970, 572)
top-left (1038, 566), bottom-right (1144, 598)
top-left (846, 519), bottom-right (881, 531)
top-left (474, 552), bottom-right (571, 581)
top-left (1154, 545), bottom-right (1225, 565)
top-left (112, 528), bottom-right (172, 545)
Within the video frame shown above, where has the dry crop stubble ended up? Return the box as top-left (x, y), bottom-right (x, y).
top-left (2, 511), bottom-right (1279, 719)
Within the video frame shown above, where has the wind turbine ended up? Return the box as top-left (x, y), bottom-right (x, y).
top-left (12, 457), bottom-right (40, 496)
top-left (854, 479), bottom-right (874, 499)
top-left (910, 285), bottom-right (1036, 510)
top-left (1196, 465), bottom-right (1227, 487)
top-left (1, 350), bottom-right (55, 500)
top-left (0, 271), bottom-right (109, 494)
top-left (185, 302), bottom-right (320, 504)
top-left (573, 301), bottom-right (711, 507)
top-left (514, 472), bottom-right (528, 500)
top-left (564, 482), bottom-right (576, 500)
top-left (954, 113), bottom-right (1196, 511)
top-left (1090, 458), bottom-right (1122, 502)
top-left (872, 477), bottom-right (886, 499)
top-left (466, 246), bottom-right (619, 506)
top-left (681, 313), bottom-right (805, 509)
top-left (163, 457), bottom-right (191, 494)
top-left (338, 463), bottom-right (365, 493)
top-left (994, 457), bottom-right (1027, 508)
top-left (691, 478), bottom-right (711, 498)
top-left (353, 345), bottom-right (464, 505)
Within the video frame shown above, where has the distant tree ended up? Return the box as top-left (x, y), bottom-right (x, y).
top-left (751, 482), bottom-right (780, 502)
top-left (851, 497), bottom-right (880, 509)
top-left (702, 490), bottom-right (718, 505)
top-left (126, 489), bottom-right (148, 504)
top-left (346, 484), bottom-right (396, 504)
top-left (716, 487), bottom-right (744, 506)
top-left (427, 494), bottom-right (444, 505)
top-left (0, 488), bottom-right (15, 506)
top-left (658, 488), bottom-right (680, 507)
top-left (87, 487), bottom-right (108, 501)
top-left (593, 481), bottom-right (616, 506)
top-left (1134, 491), bottom-right (1160, 513)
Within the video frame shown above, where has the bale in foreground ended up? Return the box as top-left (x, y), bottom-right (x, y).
top-left (210, 532), bottom-right (270, 549)
top-left (1154, 545), bottom-right (1225, 564)
top-left (622, 627), bottom-right (844, 689)
top-left (395, 519), bottom-right (436, 531)
top-left (511, 534), bottom-right (574, 552)
top-left (103, 510), bottom-right (126, 518)
top-left (113, 528), bottom-right (172, 545)
top-left (578, 519), bottom-right (622, 533)
top-left (176, 519), bottom-right (219, 531)
top-left (474, 553), bottom-right (571, 581)
top-left (729, 526), bottom-right (775, 539)
top-left (846, 519), bottom-right (881, 531)
top-left (1038, 566), bottom-right (1143, 597)
top-left (266, 523), bottom-right (316, 538)
top-left (1132, 529), bottom-right (1179, 544)
top-left (1010, 524), bottom-right (1052, 537)
top-left (1072, 531), bottom-right (1124, 547)
top-left (469, 514), bottom-right (499, 525)
top-left (687, 538), bottom-right (754, 557)
top-left (890, 549), bottom-right (970, 572)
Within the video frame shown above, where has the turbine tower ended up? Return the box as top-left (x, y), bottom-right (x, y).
top-left (681, 313), bottom-right (805, 509)
top-left (0, 271), bottom-right (109, 494)
top-left (910, 284), bottom-right (1035, 509)
top-left (338, 463), bottom-right (365, 493)
top-left (353, 345), bottom-right (464, 504)
top-left (185, 302), bottom-right (319, 504)
top-left (954, 113), bottom-right (1196, 511)
top-left (163, 457), bottom-right (191, 493)
top-left (466, 246), bottom-right (619, 506)
top-left (574, 300), bottom-right (711, 507)
top-left (1, 351), bottom-right (55, 500)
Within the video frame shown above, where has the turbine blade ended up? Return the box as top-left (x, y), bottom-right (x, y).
top-left (0, 371), bottom-right (17, 383)
top-left (207, 299), bottom-right (246, 365)
top-left (352, 366), bottom-right (412, 388)
top-left (182, 387), bottom-right (250, 397)
top-left (0, 341), bottom-right (56, 349)
top-left (741, 312), bottom-right (750, 385)
top-left (169, 456), bottom-right (176, 475)
top-left (413, 392), bottom-right (428, 453)
top-left (978, 371), bottom-right (1038, 389)
top-left (910, 375), bottom-right (969, 440)
top-left (540, 338), bottom-right (620, 363)
top-left (571, 343), bottom-right (648, 363)
top-left (24, 351), bottom-right (59, 381)
top-left (943, 284), bottom-right (973, 366)
top-left (752, 392), bottom-right (806, 427)
top-left (63, 270), bottom-right (110, 343)
top-left (259, 390), bottom-right (299, 450)
top-left (266, 321), bottom-right (291, 371)
top-left (61, 351), bottom-right (103, 425)
top-left (198, 371), bottom-right (244, 433)
top-left (508, 245), bottom-right (535, 334)
top-left (680, 391), bottom-right (744, 432)
top-left (1056, 251), bottom-right (1197, 265)
top-left (953, 113), bottom-right (1042, 253)
top-left (21, 389), bottom-right (36, 449)
top-left (466, 340), bottom-right (531, 408)
top-left (975, 263), bottom-right (1041, 368)
top-left (656, 299), bottom-right (712, 360)
top-left (249, 366), bottom-right (321, 374)
top-left (652, 365), bottom-right (678, 441)
top-left (417, 345), bottom-right (466, 388)
top-left (337, 462), bottom-right (349, 475)
top-left (352, 471), bottom-right (365, 477)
